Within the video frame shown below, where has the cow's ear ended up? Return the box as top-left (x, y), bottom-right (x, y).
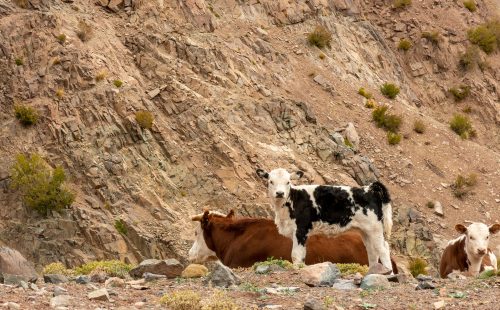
top-left (226, 209), bottom-right (235, 218)
top-left (191, 214), bottom-right (202, 222)
top-left (455, 224), bottom-right (467, 234)
top-left (290, 170), bottom-right (304, 180)
top-left (256, 169), bottom-right (269, 180)
top-left (201, 210), bottom-right (210, 226)
top-left (489, 224), bottom-right (500, 235)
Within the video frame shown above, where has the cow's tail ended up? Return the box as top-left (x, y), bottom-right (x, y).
top-left (370, 181), bottom-right (393, 240)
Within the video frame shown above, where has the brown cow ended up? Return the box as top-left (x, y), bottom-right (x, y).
top-left (188, 210), bottom-right (398, 272)
top-left (439, 222), bottom-right (499, 278)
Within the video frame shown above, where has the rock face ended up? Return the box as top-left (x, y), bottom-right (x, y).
top-left (0, 247), bottom-right (37, 284)
top-left (129, 259), bottom-right (183, 279)
top-left (300, 262), bottom-right (340, 287)
top-left (204, 262), bottom-right (240, 287)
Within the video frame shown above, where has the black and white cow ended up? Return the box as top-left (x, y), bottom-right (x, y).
top-left (256, 168), bottom-right (394, 271)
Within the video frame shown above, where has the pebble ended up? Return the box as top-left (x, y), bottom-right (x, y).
top-left (433, 300), bottom-right (446, 309)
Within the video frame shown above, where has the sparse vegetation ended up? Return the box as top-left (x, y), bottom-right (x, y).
top-left (55, 88), bottom-right (65, 99)
top-left (372, 106), bottom-right (402, 133)
top-left (95, 70), bottom-right (107, 82)
top-left (409, 257), bottom-right (428, 277)
top-left (203, 290), bottom-right (241, 310)
top-left (393, 0), bottom-right (411, 9)
top-left (42, 262), bottom-right (74, 276)
top-left (307, 25), bottom-right (332, 49)
top-left (135, 110), bottom-right (154, 129)
top-left (160, 290), bottom-right (201, 309)
top-left (459, 46), bottom-right (481, 71)
top-left (413, 119), bottom-right (425, 134)
top-left (12, 0), bottom-right (28, 8)
top-left (421, 31), bottom-right (441, 44)
top-left (114, 219), bottom-right (127, 235)
top-left (365, 99), bottom-right (376, 109)
top-left (467, 21), bottom-right (500, 54)
top-left (398, 39), bottom-right (412, 51)
top-left (452, 173), bottom-right (478, 198)
top-left (344, 137), bottom-right (353, 148)
top-left (15, 58), bottom-right (24, 66)
top-left (113, 79), bottom-right (123, 88)
top-left (253, 257), bottom-right (293, 270)
top-left (336, 263), bottom-right (369, 276)
top-left (387, 132), bottom-right (402, 145)
top-left (449, 85), bottom-right (470, 101)
top-left (380, 83), bottom-right (400, 99)
top-left (77, 20), bottom-right (93, 42)
top-left (10, 153), bottom-right (75, 216)
top-left (463, 1), bottom-right (477, 12)
top-left (319, 53), bottom-right (326, 60)
top-left (450, 114), bottom-right (475, 139)
top-left (462, 106), bottom-right (472, 114)
top-left (57, 34), bottom-right (66, 44)
top-left (426, 201), bottom-right (435, 209)
top-left (73, 260), bottom-right (134, 278)
top-left (358, 87), bottom-right (373, 99)
top-left (14, 104), bottom-right (39, 126)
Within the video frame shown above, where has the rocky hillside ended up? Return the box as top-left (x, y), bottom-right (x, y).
top-left (0, 0), bottom-right (499, 272)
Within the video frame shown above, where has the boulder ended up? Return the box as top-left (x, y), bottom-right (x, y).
top-left (44, 274), bottom-right (69, 284)
top-left (304, 298), bottom-right (325, 310)
top-left (300, 262), bottom-right (340, 287)
top-left (104, 277), bottom-right (125, 288)
top-left (366, 262), bottom-right (392, 275)
top-left (203, 262), bottom-right (240, 287)
top-left (332, 279), bottom-right (357, 290)
top-left (360, 274), bottom-right (390, 290)
top-left (129, 259), bottom-right (183, 278)
top-left (0, 247), bottom-right (38, 284)
top-left (88, 288), bottom-right (110, 301)
top-left (50, 295), bottom-right (72, 308)
top-left (75, 275), bottom-right (90, 284)
top-left (181, 264), bottom-right (208, 278)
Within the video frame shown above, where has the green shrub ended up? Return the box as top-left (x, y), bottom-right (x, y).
top-left (459, 46), bottom-right (481, 71)
top-left (365, 99), bottom-right (376, 109)
top-left (10, 153), bottom-right (75, 216)
top-left (380, 83), bottom-right (400, 99)
top-left (387, 132), bottom-right (402, 145)
top-left (57, 34), bottom-right (66, 44)
top-left (393, 0), bottom-right (411, 8)
top-left (462, 106), bottom-right (472, 114)
top-left (358, 87), bottom-right (373, 99)
top-left (426, 201), bottom-right (435, 209)
top-left (73, 260), bottom-right (134, 278)
top-left (14, 105), bottom-right (39, 126)
top-left (307, 26), bottom-right (332, 49)
top-left (114, 219), bottom-right (127, 235)
top-left (408, 257), bottom-right (428, 277)
top-left (344, 137), bottom-right (353, 148)
top-left (449, 85), bottom-right (470, 101)
top-left (15, 58), bottom-right (24, 66)
top-left (55, 88), bottom-right (64, 99)
top-left (336, 263), bottom-right (368, 276)
top-left (43, 262), bottom-right (74, 276)
top-left (398, 39), bottom-right (412, 51)
top-left (135, 110), bottom-right (154, 129)
top-left (95, 70), bottom-right (107, 82)
top-left (413, 119), bottom-right (425, 134)
top-left (467, 24), bottom-right (497, 54)
top-left (452, 173), bottom-right (477, 198)
top-left (421, 31), bottom-right (440, 44)
top-left (372, 106), bottom-right (402, 133)
top-left (450, 114), bottom-right (475, 139)
top-left (253, 257), bottom-right (293, 270)
top-left (77, 20), bottom-right (93, 42)
top-left (319, 53), bottom-right (326, 60)
top-left (160, 290), bottom-right (201, 309)
top-left (113, 80), bottom-right (123, 88)
top-left (463, 1), bottom-right (477, 12)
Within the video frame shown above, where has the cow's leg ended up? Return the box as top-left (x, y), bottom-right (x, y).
top-left (379, 240), bottom-right (393, 273)
top-left (291, 230), bottom-right (307, 265)
top-left (361, 232), bottom-right (378, 267)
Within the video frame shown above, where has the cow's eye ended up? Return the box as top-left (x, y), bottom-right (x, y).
top-left (486, 236), bottom-right (489, 239)
top-left (270, 181), bottom-right (274, 185)
top-left (470, 236), bottom-right (474, 240)
top-left (287, 182), bottom-right (290, 185)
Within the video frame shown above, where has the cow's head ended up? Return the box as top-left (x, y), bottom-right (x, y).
top-left (455, 222), bottom-right (500, 257)
top-left (256, 168), bottom-right (303, 205)
top-left (188, 210), bottom-right (234, 263)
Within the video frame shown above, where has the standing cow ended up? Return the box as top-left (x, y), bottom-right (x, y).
top-left (256, 168), bottom-right (393, 272)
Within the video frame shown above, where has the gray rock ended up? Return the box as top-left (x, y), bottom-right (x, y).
top-left (18, 280), bottom-right (29, 289)
top-left (203, 262), bottom-right (240, 287)
top-left (143, 272), bottom-right (167, 282)
top-left (360, 274), bottom-right (390, 290)
top-left (129, 259), bottom-right (183, 279)
top-left (263, 286), bottom-right (300, 294)
top-left (366, 262), bottom-right (392, 275)
top-left (416, 274), bottom-right (432, 281)
top-left (44, 274), bottom-right (69, 284)
top-left (0, 247), bottom-right (38, 284)
top-left (300, 262), bottom-right (340, 287)
top-left (332, 279), bottom-right (357, 290)
top-left (433, 201), bottom-right (444, 216)
top-left (304, 298), bottom-right (325, 310)
top-left (104, 277), bottom-right (125, 288)
top-left (50, 295), bottom-right (72, 308)
top-left (255, 265), bottom-right (270, 274)
top-left (344, 122), bottom-right (360, 149)
top-left (88, 288), bottom-right (110, 301)
top-left (53, 286), bottom-right (68, 297)
top-left (75, 275), bottom-right (90, 284)
top-left (386, 274), bottom-right (408, 283)
top-left (416, 281), bottom-right (436, 290)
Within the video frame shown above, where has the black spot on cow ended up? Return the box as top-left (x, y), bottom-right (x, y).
top-left (313, 186), bottom-right (356, 227)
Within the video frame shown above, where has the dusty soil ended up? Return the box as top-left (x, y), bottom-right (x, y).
top-left (1, 270), bottom-right (499, 310)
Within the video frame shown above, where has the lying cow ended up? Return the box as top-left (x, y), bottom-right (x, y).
top-left (189, 209), bottom-right (398, 272)
top-left (439, 222), bottom-right (499, 278)
top-left (256, 168), bottom-right (394, 272)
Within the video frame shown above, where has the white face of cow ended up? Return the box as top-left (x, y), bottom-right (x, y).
top-left (256, 168), bottom-right (304, 205)
top-left (456, 223), bottom-right (500, 258)
top-left (188, 220), bottom-right (217, 263)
